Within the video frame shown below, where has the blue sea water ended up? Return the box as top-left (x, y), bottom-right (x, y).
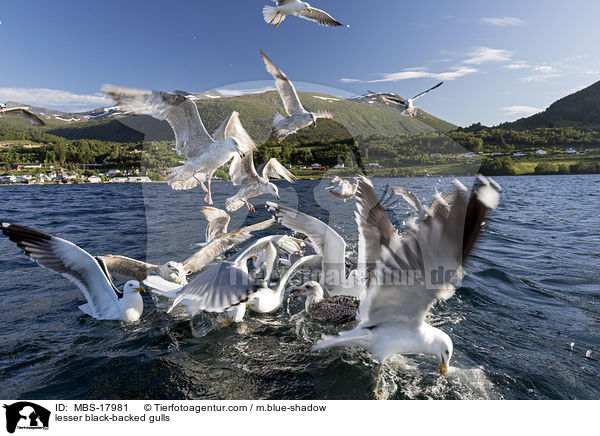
top-left (0, 174), bottom-right (598, 399)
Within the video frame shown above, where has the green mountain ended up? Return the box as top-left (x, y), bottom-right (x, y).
top-left (501, 80), bottom-right (600, 130)
top-left (1, 90), bottom-right (456, 143)
top-left (194, 91), bottom-right (455, 142)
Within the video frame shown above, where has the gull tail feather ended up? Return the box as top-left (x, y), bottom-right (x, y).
top-left (225, 196), bottom-right (245, 212)
top-left (262, 5), bottom-right (280, 24)
top-left (272, 112), bottom-right (286, 126)
top-left (166, 165), bottom-right (204, 190)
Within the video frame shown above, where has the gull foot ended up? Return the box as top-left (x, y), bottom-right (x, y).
top-left (219, 319), bottom-right (230, 328)
top-left (269, 11), bottom-right (279, 25)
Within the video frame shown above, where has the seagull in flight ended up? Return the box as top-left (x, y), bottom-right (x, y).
top-left (262, 0), bottom-right (349, 29)
top-left (380, 82), bottom-right (444, 117)
top-left (260, 50), bottom-right (332, 142)
top-left (226, 152), bottom-right (296, 212)
top-left (103, 86), bottom-right (256, 203)
top-left (312, 176), bottom-right (500, 399)
top-left (1, 223), bottom-right (145, 322)
top-left (326, 176), bottom-right (359, 202)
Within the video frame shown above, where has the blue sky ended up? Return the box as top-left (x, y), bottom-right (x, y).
top-left (1, 0), bottom-right (598, 126)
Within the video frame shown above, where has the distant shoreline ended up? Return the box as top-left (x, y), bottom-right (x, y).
top-left (1, 172), bottom-right (598, 188)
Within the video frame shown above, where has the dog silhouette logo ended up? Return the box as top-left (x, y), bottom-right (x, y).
top-left (3, 402), bottom-right (50, 434)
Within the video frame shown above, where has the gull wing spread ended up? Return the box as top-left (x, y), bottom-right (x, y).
top-left (260, 50), bottom-right (306, 116)
top-left (296, 7), bottom-right (347, 27)
top-left (99, 254), bottom-right (159, 282)
top-left (168, 262), bottom-right (260, 314)
top-left (211, 111), bottom-right (256, 155)
top-left (412, 82), bottom-right (444, 101)
top-left (103, 84), bottom-right (214, 159)
top-left (0, 107), bottom-right (45, 126)
top-left (1, 223), bottom-right (122, 319)
top-left (392, 187), bottom-right (423, 213)
top-left (229, 152), bottom-right (262, 187)
top-left (230, 235), bottom-right (305, 267)
top-left (355, 176), bottom-right (499, 326)
top-left (182, 218), bottom-right (276, 274)
top-left (229, 152), bottom-right (261, 186)
top-left (199, 206), bottom-right (231, 242)
top-left (261, 158), bottom-right (297, 183)
top-left (266, 202), bottom-right (351, 296)
top-left (266, 202), bottom-right (344, 257)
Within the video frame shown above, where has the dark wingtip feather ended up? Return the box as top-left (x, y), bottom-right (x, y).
top-left (462, 175), bottom-right (500, 259)
top-left (1, 222), bottom-right (53, 243)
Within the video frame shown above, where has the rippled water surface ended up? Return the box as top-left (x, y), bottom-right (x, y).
top-left (1, 175), bottom-right (598, 399)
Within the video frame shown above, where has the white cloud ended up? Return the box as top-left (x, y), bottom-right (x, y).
top-left (215, 86), bottom-right (275, 97)
top-left (518, 65), bottom-right (561, 82)
top-left (463, 47), bottom-right (513, 65)
top-left (480, 17), bottom-right (525, 27)
top-left (341, 46), bottom-right (512, 84)
top-left (531, 65), bottom-right (554, 72)
top-left (501, 105), bottom-right (542, 117)
top-left (519, 73), bottom-right (562, 83)
top-left (0, 87), bottom-right (111, 111)
top-left (504, 60), bottom-right (564, 82)
top-left (341, 66), bottom-right (478, 83)
top-left (504, 61), bottom-right (530, 70)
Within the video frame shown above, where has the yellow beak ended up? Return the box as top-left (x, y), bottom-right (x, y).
top-left (440, 358), bottom-right (449, 375)
top-left (308, 8), bottom-right (312, 13)
top-left (136, 286), bottom-right (145, 293)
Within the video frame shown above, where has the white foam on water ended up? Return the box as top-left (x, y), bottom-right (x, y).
top-left (379, 355), bottom-right (501, 400)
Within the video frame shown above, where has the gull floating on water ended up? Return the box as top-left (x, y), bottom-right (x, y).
top-left (312, 175), bottom-right (500, 399)
top-left (290, 281), bottom-right (360, 324)
top-left (226, 152), bottom-right (296, 212)
top-left (0, 106), bottom-right (45, 125)
top-left (260, 50), bottom-right (332, 142)
top-left (263, 0), bottom-right (349, 28)
top-left (103, 86), bottom-right (256, 203)
top-left (1, 223), bottom-right (145, 322)
top-left (326, 176), bottom-right (359, 202)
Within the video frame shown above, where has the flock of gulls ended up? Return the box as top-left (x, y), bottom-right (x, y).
top-left (1, 1), bottom-right (502, 399)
